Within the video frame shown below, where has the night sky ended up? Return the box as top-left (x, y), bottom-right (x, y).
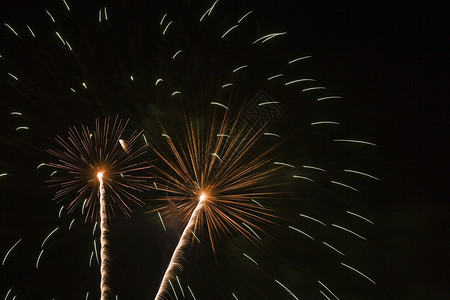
top-left (0, 0), bottom-right (448, 299)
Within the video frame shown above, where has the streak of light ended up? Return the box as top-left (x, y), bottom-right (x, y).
top-left (119, 139), bottom-right (127, 151)
top-left (158, 211), bottom-right (166, 231)
top-left (2, 239), bottom-right (21, 266)
top-left (258, 101), bottom-right (279, 106)
top-left (56, 31), bottom-right (65, 44)
top-left (251, 199), bottom-right (263, 207)
top-left (243, 253), bottom-right (258, 265)
top-left (330, 180), bottom-right (358, 192)
top-left (172, 50), bottom-right (183, 59)
top-left (267, 74), bottom-right (284, 81)
top-left (155, 198), bottom-right (206, 299)
top-left (66, 41), bottom-right (72, 51)
top-left (317, 96), bottom-right (342, 102)
top-left (130, 75), bottom-right (134, 81)
top-left (289, 225), bottom-right (314, 240)
top-left (289, 56), bottom-right (312, 64)
top-left (163, 21), bottom-right (173, 35)
top-left (238, 11), bottom-right (253, 23)
top-left (210, 102), bottom-right (228, 110)
top-left (299, 214), bottom-right (326, 226)
top-left (4, 289), bottom-right (12, 300)
top-left (242, 222), bottom-right (261, 240)
top-left (302, 87), bottom-right (326, 92)
top-left (4, 23), bottom-right (18, 36)
top-left (274, 162), bottom-right (295, 168)
top-left (285, 78), bottom-right (316, 85)
top-left (58, 206), bottom-right (64, 218)
top-left (320, 290), bottom-right (331, 300)
top-left (37, 163), bottom-right (45, 169)
top-left (200, 0), bottom-right (219, 22)
top-left (222, 25), bottom-right (238, 38)
top-left (187, 286), bottom-right (196, 300)
top-left (92, 221), bottom-right (98, 236)
top-left (344, 169), bottom-right (379, 181)
top-left (162, 134), bottom-right (171, 139)
top-left (217, 133), bottom-right (230, 137)
top-left (275, 279), bottom-right (299, 300)
top-left (322, 242), bottom-right (345, 256)
top-left (160, 14), bottom-right (167, 26)
top-left (253, 32), bottom-right (287, 44)
top-left (15, 126), bottom-right (29, 131)
top-left (176, 276), bottom-right (185, 297)
top-left (191, 231), bottom-right (200, 243)
top-left (332, 139), bottom-right (377, 147)
top-left (221, 83), bottom-right (233, 88)
top-left (104, 7), bottom-right (108, 20)
top-left (264, 132), bottom-right (280, 138)
top-left (82, 82), bottom-right (87, 88)
top-left (332, 224), bottom-right (366, 240)
top-left (0, 173), bottom-right (7, 177)
top-left (143, 134), bottom-right (148, 145)
top-left (89, 251), bottom-right (94, 267)
top-left (232, 65), bottom-right (248, 73)
top-left (93, 240), bottom-right (99, 263)
top-left (310, 121), bottom-right (340, 126)
top-left (155, 79), bottom-right (163, 85)
top-left (211, 153), bottom-right (222, 162)
top-left (318, 280), bottom-right (340, 300)
top-left (346, 211), bottom-right (374, 224)
top-left (26, 25), bottom-right (35, 37)
top-left (50, 171), bottom-right (57, 177)
top-left (232, 293), bottom-right (239, 300)
top-left (172, 91), bottom-right (181, 96)
top-left (69, 219), bottom-right (75, 230)
top-left (36, 249), bottom-right (44, 269)
top-left (46, 10), bottom-right (56, 23)
top-left (10, 112), bottom-right (22, 116)
top-left (82, 199), bottom-right (88, 215)
top-left (8, 73), bottom-right (18, 80)
top-left (303, 165), bottom-right (326, 172)
top-left (292, 175), bottom-right (313, 181)
top-left (98, 173), bottom-right (110, 300)
top-left (341, 262), bottom-right (376, 284)
top-left (41, 227), bottom-right (59, 248)
top-left (85, 292), bottom-right (89, 300)
top-left (62, 0), bottom-right (71, 11)
top-left (169, 280), bottom-right (179, 300)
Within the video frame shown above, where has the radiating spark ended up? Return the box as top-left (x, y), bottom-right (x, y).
top-left (89, 251), bottom-right (94, 267)
top-left (172, 50), bottom-right (183, 60)
top-left (200, 0), bottom-right (219, 21)
top-left (4, 23), bottom-right (19, 36)
top-left (4, 289), bottom-right (12, 300)
top-left (221, 83), bottom-right (233, 88)
top-left (50, 171), bottom-right (57, 177)
top-left (15, 126), bottom-right (29, 131)
top-left (320, 290), bottom-right (331, 300)
top-left (162, 133), bottom-right (171, 139)
top-left (93, 240), bottom-right (99, 263)
top-left (155, 197), bottom-right (206, 299)
top-left (232, 65), bottom-right (248, 73)
top-left (171, 91), bottom-right (181, 96)
top-left (104, 7), bottom-right (108, 20)
top-left (36, 249), bottom-right (44, 269)
top-left (303, 165), bottom-right (327, 172)
top-left (41, 227), bottom-right (59, 248)
top-left (98, 10), bottom-right (102, 22)
top-left (300, 213), bottom-right (326, 226)
top-left (46, 10), bottom-right (56, 23)
top-left (82, 199), bottom-right (88, 215)
top-left (191, 231), bottom-right (200, 243)
top-left (55, 31), bottom-right (65, 45)
top-left (253, 32), bottom-right (287, 44)
top-left (322, 242), bottom-right (345, 256)
top-left (264, 132), bottom-right (280, 138)
top-left (10, 112), bottom-right (22, 116)
top-left (92, 222), bottom-right (98, 236)
top-left (176, 276), bottom-right (185, 297)
top-left (130, 75), bottom-right (134, 81)
top-left (162, 21), bottom-right (173, 35)
top-left (169, 280), bottom-right (179, 300)
top-left (66, 41), bottom-right (72, 50)
top-left (210, 102), bottom-right (228, 110)
top-left (243, 253), bottom-right (258, 265)
top-left (275, 279), bottom-right (299, 300)
top-left (318, 280), bottom-right (340, 300)
top-left (238, 11), bottom-right (253, 23)
top-left (346, 211), bottom-right (374, 224)
top-left (341, 262), bottom-right (376, 285)
top-left (62, 0), bottom-right (71, 11)
top-left (85, 292), bottom-right (89, 300)
top-left (0, 173), bottom-right (7, 177)
top-left (333, 139), bottom-right (377, 147)
top-left (317, 96), bottom-right (342, 102)
top-left (216, 133), bottom-right (230, 137)
top-left (332, 224), bottom-right (366, 240)
top-left (267, 74), bottom-right (284, 81)
top-left (251, 199), bottom-right (263, 207)
top-left (331, 180), bottom-right (358, 192)
top-left (242, 222), bottom-right (261, 240)
top-left (187, 286), bottom-right (196, 300)
top-left (160, 14), bottom-right (167, 26)
top-left (155, 78), bottom-right (163, 85)
top-left (37, 163), bottom-right (46, 169)
top-left (2, 239), bottom-right (21, 266)
top-left (289, 225), bottom-right (314, 240)
top-left (292, 175), bottom-right (313, 181)
top-left (8, 73), bottom-right (18, 81)
top-left (82, 82), bottom-right (87, 88)
top-left (344, 169), bottom-right (379, 181)
top-left (58, 206), bottom-right (64, 218)
top-left (211, 153), bottom-right (222, 162)
top-left (274, 162), bottom-right (295, 168)
top-left (158, 211), bottom-right (166, 231)
top-left (222, 25), bottom-right (238, 38)
top-left (232, 293), bottom-right (239, 300)
top-left (302, 87), bottom-right (326, 92)
top-left (142, 134), bottom-right (148, 145)
top-left (288, 55), bottom-right (312, 64)
top-left (119, 139), bottom-right (127, 152)
top-left (285, 78), bottom-right (316, 85)
top-left (69, 219), bottom-right (75, 230)
top-left (311, 121), bottom-right (340, 126)
top-left (258, 101), bottom-right (279, 106)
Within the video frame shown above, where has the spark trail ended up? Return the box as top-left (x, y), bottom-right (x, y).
top-left (98, 172), bottom-right (109, 300)
top-left (155, 193), bottom-right (206, 300)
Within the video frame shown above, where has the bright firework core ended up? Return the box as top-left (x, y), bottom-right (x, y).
top-left (199, 193), bottom-right (206, 202)
top-left (97, 172), bottom-right (104, 180)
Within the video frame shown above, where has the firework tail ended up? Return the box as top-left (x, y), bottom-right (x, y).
top-left (98, 173), bottom-right (110, 299)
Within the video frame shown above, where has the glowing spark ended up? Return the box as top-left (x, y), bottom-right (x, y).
top-left (253, 32), bottom-right (287, 44)
top-left (10, 112), bottom-right (22, 116)
top-left (119, 139), bottom-right (127, 152)
top-left (221, 83), bottom-right (233, 88)
top-left (259, 101), bottom-right (279, 106)
top-left (41, 227), bottom-right (59, 248)
top-left (191, 231), bottom-right (200, 243)
top-left (333, 139), bottom-right (377, 147)
top-left (238, 11), bottom-right (253, 23)
top-left (46, 10), bottom-right (56, 23)
top-left (92, 222), bottom-right (97, 236)
top-left (85, 292), bottom-right (89, 300)
top-left (2, 239), bottom-right (21, 266)
top-left (172, 50), bottom-right (183, 60)
top-left (332, 224), bottom-right (366, 240)
top-left (89, 251), bottom-right (94, 267)
top-left (303, 165), bottom-right (327, 172)
top-left (4, 289), bottom-right (12, 300)
top-left (222, 25), bottom-right (238, 38)
top-left (200, 0), bottom-right (219, 22)
top-left (289, 225), bottom-right (314, 240)
top-left (275, 279), bottom-right (299, 300)
top-left (264, 132), bottom-right (280, 138)
top-left (317, 96), bottom-right (342, 102)
top-left (341, 262), bottom-right (376, 285)
top-left (162, 21), bottom-right (173, 35)
top-left (242, 222), bottom-right (261, 240)
top-left (15, 126), bottom-right (29, 131)
top-left (311, 121), bottom-right (340, 126)
top-left (346, 211), bottom-right (374, 224)
top-left (157, 211), bottom-right (166, 231)
top-left (160, 14), bottom-right (167, 26)
top-left (302, 86), bottom-right (326, 92)
top-left (268, 74), bottom-right (284, 81)
top-left (330, 180), bottom-right (358, 192)
top-left (211, 153), bottom-right (222, 162)
top-left (62, 0), bottom-right (71, 11)
top-left (36, 249), bottom-right (44, 269)
top-left (50, 171), bottom-right (57, 177)
top-left (155, 196), bottom-right (206, 299)
top-left (210, 102), bottom-right (228, 109)
top-left (285, 78), bottom-right (316, 85)
top-left (0, 173), bottom-right (7, 177)
top-left (56, 31), bottom-right (65, 45)
top-left (232, 293), bottom-right (239, 300)
top-left (320, 290), bottom-right (332, 300)
top-left (155, 78), bottom-right (163, 85)
top-left (232, 65), bottom-right (248, 73)
top-left (4, 23), bottom-right (19, 36)
top-left (187, 286), bottom-right (196, 300)
top-left (58, 206), bottom-right (64, 218)
top-left (171, 91), bottom-right (181, 96)
top-left (251, 199), bottom-right (263, 207)
top-left (288, 55), bottom-right (312, 64)
top-left (243, 253), bottom-right (258, 265)
top-left (69, 219), bottom-right (75, 231)
top-left (8, 73), bottom-right (18, 81)
top-left (176, 276), bottom-right (185, 297)
top-left (274, 162), bottom-right (295, 168)
top-left (292, 175), bottom-right (313, 181)
top-left (318, 280), bottom-right (340, 300)
top-left (344, 169), bottom-right (380, 181)
top-left (322, 242), bottom-right (345, 256)
top-left (93, 240), bottom-right (99, 263)
top-left (299, 213), bottom-right (327, 226)
top-left (169, 280), bottom-right (178, 300)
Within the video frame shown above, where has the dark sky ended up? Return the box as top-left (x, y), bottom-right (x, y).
top-left (0, 0), bottom-right (448, 299)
